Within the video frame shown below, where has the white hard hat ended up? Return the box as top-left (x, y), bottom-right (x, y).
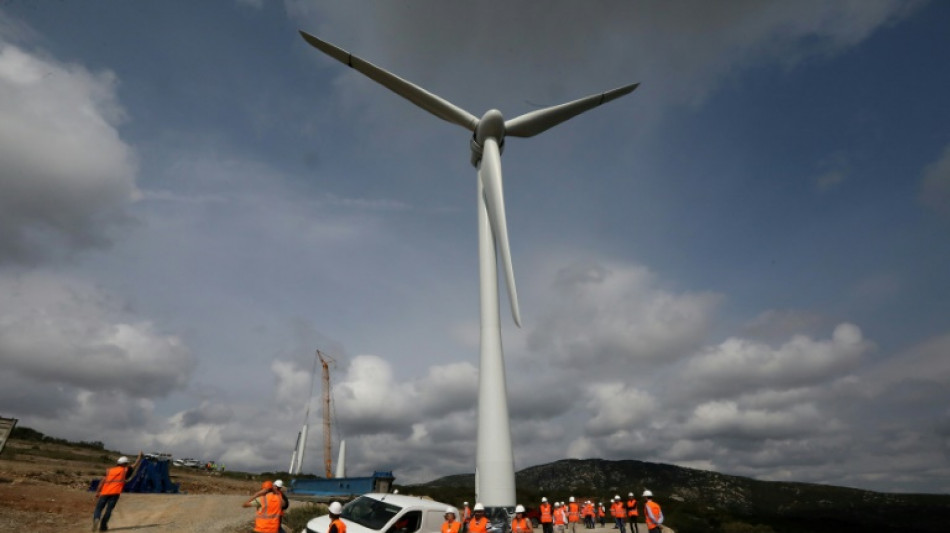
top-left (614, 495), bottom-right (621, 500)
top-left (464, 502), bottom-right (469, 506)
top-left (541, 497), bottom-right (548, 502)
top-left (642, 490), bottom-right (653, 498)
top-left (274, 479), bottom-right (284, 488)
top-left (117, 456), bottom-right (129, 464)
top-left (628, 492), bottom-right (634, 497)
top-left (329, 501), bottom-right (343, 515)
top-left (515, 505), bottom-right (525, 513)
top-left (569, 496), bottom-right (575, 502)
top-left (445, 507), bottom-right (457, 516)
top-left (473, 503), bottom-right (485, 512)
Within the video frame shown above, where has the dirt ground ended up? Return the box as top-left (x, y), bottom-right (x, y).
top-left (0, 438), bottom-right (301, 533)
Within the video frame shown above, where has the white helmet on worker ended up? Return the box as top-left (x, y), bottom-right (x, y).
top-left (642, 490), bottom-right (653, 498)
top-left (628, 492), bottom-right (633, 497)
top-left (464, 502), bottom-right (469, 506)
top-left (515, 505), bottom-right (525, 513)
top-left (329, 501), bottom-right (343, 515)
top-left (445, 507), bottom-right (457, 516)
top-left (274, 479), bottom-right (284, 488)
top-left (569, 496), bottom-right (575, 502)
top-left (473, 503), bottom-right (485, 512)
top-left (117, 456), bottom-right (129, 464)
top-left (541, 497), bottom-right (548, 502)
top-left (614, 495), bottom-right (621, 500)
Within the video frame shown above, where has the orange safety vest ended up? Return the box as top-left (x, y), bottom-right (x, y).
top-left (512, 517), bottom-right (531, 533)
top-left (99, 466), bottom-right (128, 496)
top-left (610, 502), bottom-right (624, 519)
top-left (254, 492), bottom-right (284, 533)
top-left (598, 505), bottom-right (606, 518)
top-left (540, 503), bottom-right (552, 523)
top-left (330, 517), bottom-right (348, 533)
top-left (463, 507), bottom-right (472, 522)
top-left (468, 517), bottom-right (490, 533)
top-left (443, 521), bottom-right (461, 533)
top-left (568, 502), bottom-right (579, 522)
top-left (644, 501), bottom-right (662, 530)
top-left (553, 508), bottom-right (566, 526)
top-left (626, 499), bottom-right (638, 517)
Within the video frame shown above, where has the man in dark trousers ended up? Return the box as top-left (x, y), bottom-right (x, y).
top-left (92, 454), bottom-right (140, 531)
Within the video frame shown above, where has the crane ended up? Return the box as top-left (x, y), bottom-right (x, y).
top-left (317, 350), bottom-right (335, 478)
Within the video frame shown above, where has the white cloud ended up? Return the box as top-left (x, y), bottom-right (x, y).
top-left (681, 400), bottom-right (827, 440)
top-left (528, 261), bottom-right (721, 367)
top-left (584, 383), bottom-right (656, 437)
top-left (0, 272), bottom-right (194, 400)
top-left (333, 355), bottom-right (478, 435)
top-left (682, 323), bottom-right (869, 398)
top-left (0, 40), bottom-right (139, 263)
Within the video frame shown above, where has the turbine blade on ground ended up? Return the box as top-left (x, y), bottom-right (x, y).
top-left (504, 83), bottom-right (640, 138)
top-left (300, 31), bottom-right (479, 132)
top-left (479, 138), bottom-right (522, 328)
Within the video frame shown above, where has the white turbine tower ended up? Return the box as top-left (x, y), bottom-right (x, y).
top-left (300, 31), bottom-right (638, 506)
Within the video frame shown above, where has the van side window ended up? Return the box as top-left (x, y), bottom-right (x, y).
top-left (388, 510), bottom-right (422, 533)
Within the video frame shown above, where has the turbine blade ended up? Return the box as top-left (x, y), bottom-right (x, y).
top-left (504, 83), bottom-right (640, 138)
top-left (479, 137), bottom-right (522, 327)
top-left (300, 31), bottom-right (479, 132)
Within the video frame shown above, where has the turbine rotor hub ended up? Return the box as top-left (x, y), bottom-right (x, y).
top-left (471, 109), bottom-right (506, 166)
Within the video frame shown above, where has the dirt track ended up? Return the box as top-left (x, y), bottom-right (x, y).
top-left (0, 487), bottom-right (272, 533)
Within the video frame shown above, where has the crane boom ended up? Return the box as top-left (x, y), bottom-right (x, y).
top-left (317, 350), bottom-right (335, 478)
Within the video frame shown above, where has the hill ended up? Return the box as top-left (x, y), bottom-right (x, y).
top-left (408, 458), bottom-right (950, 533)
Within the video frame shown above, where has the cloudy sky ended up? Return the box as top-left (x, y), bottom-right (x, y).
top-left (1, 0), bottom-right (949, 495)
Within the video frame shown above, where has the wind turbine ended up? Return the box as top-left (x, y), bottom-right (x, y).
top-left (300, 31), bottom-right (638, 506)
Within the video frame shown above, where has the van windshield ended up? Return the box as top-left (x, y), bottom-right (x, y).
top-left (343, 496), bottom-right (403, 530)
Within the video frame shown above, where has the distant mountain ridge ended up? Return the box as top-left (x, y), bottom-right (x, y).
top-left (410, 458), bottom-right (950, 533)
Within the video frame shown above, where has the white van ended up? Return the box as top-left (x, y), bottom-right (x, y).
top-left (304, 493), bottom-right (453, 533)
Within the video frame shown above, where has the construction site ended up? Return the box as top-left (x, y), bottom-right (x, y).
top-left (0, 350), bottom-right (394, 532)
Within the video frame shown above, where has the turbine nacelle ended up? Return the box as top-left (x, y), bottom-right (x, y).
top-left (471, 109), bottom-right (506, 167)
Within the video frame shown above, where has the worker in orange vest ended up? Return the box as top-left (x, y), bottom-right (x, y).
top-left (327, 501), bottom-right (347, 533)
top-left (625, 492), bottom-right (639, 533)
top-left (597, 502), bottom-right (606, 527)
top-left (567, 497), bottom-right (580, 533)
top-left (642, 491), bottom-right (663, 533)
top-left (553, 502), bottom-right (567, 533)
top-left (461, 501), bottom-right (472, 533)
top-left (442, 507), bottom-right (461, 533)
top-left (467, 503), bottom-right (490, 533)
top-left (92, 454), bottom-right (139, 532)
top-left (511, 505), bottom-right (533, 533)
top-left (539, 497), bottom-right (553, 533)
top-left (242, 480), bottom-right (285, 533)
top-left (610, 496), bottom-right (626, 533)
top-left (584, 500), bottom-right (596, 529)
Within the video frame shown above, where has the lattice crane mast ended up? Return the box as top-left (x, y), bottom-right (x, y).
top-left (317, 350), bottom-right (335, 479)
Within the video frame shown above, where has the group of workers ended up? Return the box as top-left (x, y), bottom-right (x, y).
top-left (92, 455), bottom-right (661, 533)
top-left (446, 493), bottom-right (664, 533)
